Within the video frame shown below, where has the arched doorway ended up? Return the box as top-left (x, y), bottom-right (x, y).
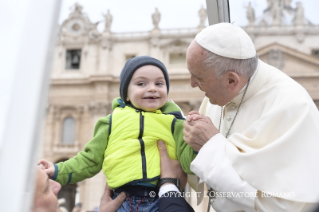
top-left (55, 158), bottom-right (77, 212)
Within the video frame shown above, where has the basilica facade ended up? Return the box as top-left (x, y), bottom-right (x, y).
top-left (41, 1), bottom-right (319, 211)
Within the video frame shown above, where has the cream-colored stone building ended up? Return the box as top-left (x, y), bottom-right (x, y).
top-left (41, 1), bottom-right (319, 211)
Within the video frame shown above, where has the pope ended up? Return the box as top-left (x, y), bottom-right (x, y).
top-left (183, 22), bottom-right (319, 212)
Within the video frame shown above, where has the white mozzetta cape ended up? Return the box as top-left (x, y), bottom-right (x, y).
top-left (191, 60), bottom-right (319, 211)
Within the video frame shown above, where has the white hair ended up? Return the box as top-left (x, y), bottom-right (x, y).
top-left (203, 49), bottom-right (259, 79)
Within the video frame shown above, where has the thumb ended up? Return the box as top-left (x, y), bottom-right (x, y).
top-left (204, 116), bottom-right (213, 123)
top-left (113, 192), bottom-right (126, 207)
top-left (37, 160), bottom-right (46, 168)
top-left (157, 140), bottom-right (169, 160)
top-left (38, 163), bottom-right (45, 170)
top-left (101, 184), bottom-right (112, 199)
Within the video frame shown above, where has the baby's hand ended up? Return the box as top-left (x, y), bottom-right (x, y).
top-left (38, 159), bottom-right (55, 178)
top-left (188, 110), bottom-right (200, 116)
top-left (186, 111), bottom-right (208, 123)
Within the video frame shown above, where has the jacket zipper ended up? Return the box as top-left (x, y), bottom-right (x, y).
top-left (137, 110), bottom-right (147, 180)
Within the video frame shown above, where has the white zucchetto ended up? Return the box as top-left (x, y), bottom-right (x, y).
top-left (195, 22), bottom-right (256, 59)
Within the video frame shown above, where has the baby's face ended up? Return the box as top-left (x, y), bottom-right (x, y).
top-left (127, 65), bottom-right (168, 112)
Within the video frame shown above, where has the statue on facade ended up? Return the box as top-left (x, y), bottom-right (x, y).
top-left (103, 9), bottom-right (113, 32)
top-left (283, 0), bottom-right (292, 7)
top-left (88, 21), bottom-right (101, 40)
top-left (295, 2), bottom-right (305, 26)
top-left (70, 3), bottom-right (84, 17)
top-left (266, 0), bottom-right (273, 9)
top-left (152, 8), bottom-right (161, 30)
top-left (198, 5), bottom-right (207, 28)
top-left (245, 2), bottom-right (255, 27)
top-left (271, 1), bottom-right (281, 26)
top-left (74, 3), bottom-right (83, 13)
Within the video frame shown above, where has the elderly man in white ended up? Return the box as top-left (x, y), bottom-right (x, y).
top-left (183, 23), bottom-right (319, 211)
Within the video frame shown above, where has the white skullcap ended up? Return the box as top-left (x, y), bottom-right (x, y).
top-left (195, 22), bottom-right (256, 59)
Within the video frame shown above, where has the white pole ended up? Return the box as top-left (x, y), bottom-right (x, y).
top-left (206, 0), bottom-right (230, 25)
top-left (0, 0), bottom-right (61, 211)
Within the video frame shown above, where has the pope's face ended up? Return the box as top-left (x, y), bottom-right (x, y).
top-left (186, 41), bottom-right (229, 106)
top-left (33, 167), bottom-right (62, 212)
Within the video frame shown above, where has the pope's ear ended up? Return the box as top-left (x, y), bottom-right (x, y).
top-left (227, 72), bottom-right (240, 91)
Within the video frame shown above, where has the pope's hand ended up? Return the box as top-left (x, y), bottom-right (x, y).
top-left (183, 112), bottom-right (219, 152)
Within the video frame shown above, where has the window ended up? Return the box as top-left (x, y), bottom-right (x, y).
top-left (169, 52), bottom-right (186, 65)
top-left (62, 117), bottom-right (75, 144)
top-left (125, 54), bottom-right (136, 61)
top-left (312, 49), bottom-right (319, 58)
top-left (65, 49), bottom-right (81, 69)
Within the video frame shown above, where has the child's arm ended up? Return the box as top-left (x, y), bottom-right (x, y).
top-left (41, 115), bottom-right (111, 185)
top-left (174, 119), bottom-right (197, 174)
top-left (161, 100), bottom-right (198, 174)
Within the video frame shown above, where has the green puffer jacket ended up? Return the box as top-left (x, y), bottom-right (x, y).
top-left (53, 98), bottom-right (197, 189)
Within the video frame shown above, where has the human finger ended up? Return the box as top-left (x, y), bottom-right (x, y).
top-left (157, 140), bottom-right (169, 161)
top-left (204, 116), bottom-right (213, 123)
top-left (188, 110), bottom-right (200, 115)
top-left (102, 183), bottom-right (113, 197)
top-left (112, 192), bottom-right (126, 209)
top-left (99, 184), bottom-right (126, 212)
top-left (37, 159), bottom-right (48, 168)
top-left (189, 114), bottom-right (208, 122)
top-left (38, 163), bottom-right (45, 170)
top-left (183, 121), bottom-right (193, 142)
top-left (37, 159), bottom-right (53, 170)
top-left (38, 160), bottom-right (56, 177)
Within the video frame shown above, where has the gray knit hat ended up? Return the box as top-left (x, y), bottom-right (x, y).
top-left (120, 56), bottom-right (170, 103)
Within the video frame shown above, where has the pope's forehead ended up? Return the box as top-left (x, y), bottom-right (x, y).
top-left (187, 41), bottom-right (206, 59)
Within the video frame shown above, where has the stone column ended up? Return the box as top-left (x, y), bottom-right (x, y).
top-left (99, 38), bottom-right (112, 74)
top-left (149, 36), bottom-right (160, 58)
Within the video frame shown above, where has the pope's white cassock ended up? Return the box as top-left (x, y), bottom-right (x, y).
top-left (187, 23), bottom-right (319, 212)
top-left (190, 59), bottom-right (319, 212)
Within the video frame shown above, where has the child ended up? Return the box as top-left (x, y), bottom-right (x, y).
top-left (39, 56), bottom-right (196, 212)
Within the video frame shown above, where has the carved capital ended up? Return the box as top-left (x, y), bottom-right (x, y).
top-left (295, 32), bottom-right (305, 43)
top-left (101, 40), bottom-right (113, 50)
top-left (89, 101), bottom-right (110, 116)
